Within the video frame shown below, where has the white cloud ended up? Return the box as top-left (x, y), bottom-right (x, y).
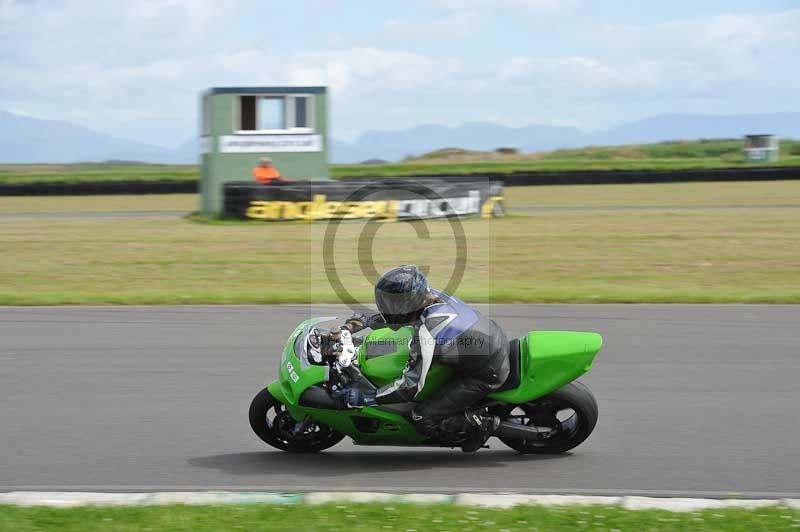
top-left (290, 48), bottom-right (465, 95)
top-left (422, 0), bottom-right (581, 12)
top-left (498, 9), bottom-right (800, 101)
top-left (1, 1), bottom-right (798, 145)
top-left (0, 0), bottom-right (464, 102)
top-left (388, 0), bottom-right (582, 40)
top-left (1, 31), bottom-right (467, 144)
top-left (497, 55), bottom-right (693, 99)
top-left (53, 46), bottom-right (464, 100)
top-left (384, 10), bottom-right (483, 40)
top-left (0, 0), bottom-right (240, 67)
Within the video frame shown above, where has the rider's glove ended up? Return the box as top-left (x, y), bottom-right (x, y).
top-left (343, 387), bottom-right (377, 408)
top-left (345, 313), bottom-right (368, 333)
top-left (367, 314), bottom-right (387, 330)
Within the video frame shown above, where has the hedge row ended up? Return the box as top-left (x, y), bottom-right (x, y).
top-left (1, 166), bottom-right (798, 195)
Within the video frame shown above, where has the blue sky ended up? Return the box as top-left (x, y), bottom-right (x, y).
top-left (1, 0), bottom-right (799, 146)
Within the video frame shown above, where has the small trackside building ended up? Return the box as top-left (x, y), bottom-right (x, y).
top-left (200, 86), bottom-right (329, 214)
top-left (743, 134), bottom-right (779, 163)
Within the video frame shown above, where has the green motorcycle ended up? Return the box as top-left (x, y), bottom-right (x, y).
top-left (250, 317), bottom-right (602, 454)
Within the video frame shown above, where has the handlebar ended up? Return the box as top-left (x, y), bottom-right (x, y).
top-left (327, 326), bottom-right (358, 368)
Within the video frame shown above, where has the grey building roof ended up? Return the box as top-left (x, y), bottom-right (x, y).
top-left (206, 86), bottom-right (326, 95)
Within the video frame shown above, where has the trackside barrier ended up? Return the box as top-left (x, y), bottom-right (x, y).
top-left (222, 180), bottom-right (505, 221)
top-left (1, 165), bottom-right (798, 196)
top-left (0, 180), bottom-right (197, 196)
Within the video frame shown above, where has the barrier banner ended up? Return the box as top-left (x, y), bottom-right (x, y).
top-left (223, 179), bottom-right (504, 221)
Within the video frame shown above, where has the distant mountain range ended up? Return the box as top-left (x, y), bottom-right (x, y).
top-left (0, 111), bottom-right (196, 164)
top-left (333, 112), bottom-right (800, 162)
top-left (2, 109), bottom-right (799, 165)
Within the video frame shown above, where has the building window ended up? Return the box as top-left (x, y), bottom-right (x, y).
top-left (258, 97), bottom-right (285, 130)
top-left (238, 94), bottom-right (313, 133)
top-left (294, 96), bottom-right (309, 128)
top-left (748, 136), bottom-right (771, 149)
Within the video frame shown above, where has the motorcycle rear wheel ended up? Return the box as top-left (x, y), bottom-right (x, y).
top-left (249, 387), bottom-right (345, 453)
top-left (496, 381), bottom-right (598, 454)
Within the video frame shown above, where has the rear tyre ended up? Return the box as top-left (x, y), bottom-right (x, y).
top-left (496, 381), bottom-right (598, 454)
top-left (249, 387), bottom-right (345, 453)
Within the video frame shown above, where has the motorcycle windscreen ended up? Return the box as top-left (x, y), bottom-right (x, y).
top-left (278, 317), bottom-right (336, 405)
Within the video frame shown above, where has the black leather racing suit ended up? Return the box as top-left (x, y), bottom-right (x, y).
top-left (371, 289), bottom-right (510, 423)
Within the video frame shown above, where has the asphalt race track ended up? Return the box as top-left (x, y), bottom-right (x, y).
top-left (1, 305), bottom-right (798, 497)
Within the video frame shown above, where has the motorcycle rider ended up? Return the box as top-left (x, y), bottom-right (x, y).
top-left (340, 265), bottom-right (510, 452)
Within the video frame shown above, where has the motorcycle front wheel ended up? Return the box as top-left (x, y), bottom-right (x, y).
top-left (249, 387), bottom-right (345, 453)
top-left (495, 381), bottom-right (598, 454)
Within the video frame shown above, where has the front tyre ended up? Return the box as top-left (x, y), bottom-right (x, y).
top-left (496, 381), bottom-right (598, 454)
top-left (249, 387), bottom-right (345, 453)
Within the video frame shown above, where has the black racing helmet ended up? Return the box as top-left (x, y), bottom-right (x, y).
top-left (374, 265), bottom-right (430, 327)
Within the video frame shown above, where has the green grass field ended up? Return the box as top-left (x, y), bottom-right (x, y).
top-left (1, 139), bottom-right (799, 184)
top-left (1, 181), bottom-right (799, 305)
top-left (1, 503), bottom-right (797, 531)
top-left (0, 163), bottom-right (198, 185)
top-left (0, 193), bottom-right (197, 213)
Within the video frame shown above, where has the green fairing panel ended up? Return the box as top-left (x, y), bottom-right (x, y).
top-left (295, 405), bottom-right (427, 445)
top-left (488, 331), bottom-right (602, 404)
top-left (357, 325), bottom-right (455, 401)
top-left (357, 325), bottom-right (414, 384)
top-left (267, 379), bottom-right (287, 403)
top-left (277, 317), bottom-right (334, 406)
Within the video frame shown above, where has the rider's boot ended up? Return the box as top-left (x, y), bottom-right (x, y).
top-left (412, 416), bottom-right (443, 439)
top-left (460, 412), bottom-right (500, 453)
top-left (412, 413), bottom-right (467, 442)
top-left (412, 412), bottom-right (500, 451)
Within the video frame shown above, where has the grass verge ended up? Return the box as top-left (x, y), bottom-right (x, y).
top-left (0, 503), bottom-right (798, 531)
top-left (0, 194), bottom-right (197, 213)
top-left (2, 180), bottom-right (798, 213)
top-left (1, 182), bottom-right (799, 305)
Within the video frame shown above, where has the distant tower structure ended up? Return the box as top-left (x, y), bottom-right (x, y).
top-left (743, 134), bottom-right (779, 163)
top-left (200, 86), bottom-right (329, 214)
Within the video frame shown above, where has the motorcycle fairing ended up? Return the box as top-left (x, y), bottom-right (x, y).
top-left (268, 317), bottom-right (601, 445)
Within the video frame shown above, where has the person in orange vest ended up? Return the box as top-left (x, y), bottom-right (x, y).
top-left (252, 157), bottom-right (282, 184)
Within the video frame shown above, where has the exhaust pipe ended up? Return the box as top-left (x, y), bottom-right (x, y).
top-left (494, 420), bottom-right (550, 441)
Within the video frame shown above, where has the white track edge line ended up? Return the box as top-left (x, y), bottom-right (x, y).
top-left (0, 492), bottom-right (798, 512)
